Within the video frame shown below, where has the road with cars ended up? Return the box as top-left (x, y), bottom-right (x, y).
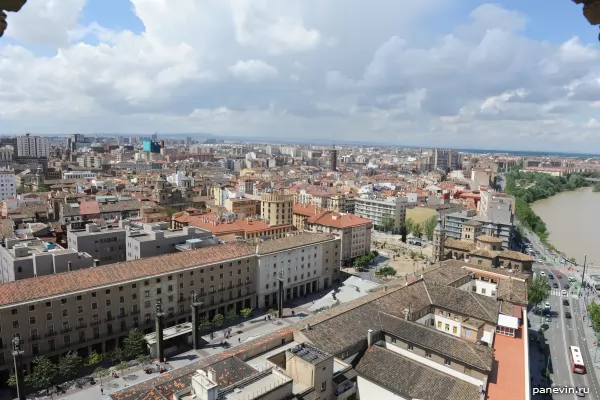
top-left (527, 231), bottom-right (600, 399)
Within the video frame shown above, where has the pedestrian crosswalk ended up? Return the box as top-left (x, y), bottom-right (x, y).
top-left (550, 289), bottom-right (568, 297)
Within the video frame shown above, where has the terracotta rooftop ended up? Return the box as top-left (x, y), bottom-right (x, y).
top-left (444, 238), bottom-right (476, 252)
top-left (306, 210), bottom-right (372, 229)
top-left (486, 330), bottom-right (525, 400)
top-left (0, 243), bottom-right (255, 308)
top-left (257, 232), bottom-right (337, 254)
top-left (476, 235), bottom-right (503, 243)
top-left (498, 249), bottom-right (534, 262)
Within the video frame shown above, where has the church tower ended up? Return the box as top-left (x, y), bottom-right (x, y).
top-left (433, 216), bottom-right (446, 262)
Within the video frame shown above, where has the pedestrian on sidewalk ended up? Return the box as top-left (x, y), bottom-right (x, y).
top-left (101, 387), bottom-right (104, 395)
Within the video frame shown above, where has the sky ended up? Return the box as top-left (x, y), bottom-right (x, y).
top-left (1, 0), bottom-right (600, 152)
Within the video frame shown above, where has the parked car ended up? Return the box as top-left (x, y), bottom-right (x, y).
top-left (563, 299), bottom-right (570, 306)
top-left (544, 302), bottom-right (551, 309)
top-left (545, 316), bottom-right (552, 323)
top-left (565, 312), bottom-right (572, 319)
top-left (564, 284), bottom-right (570, 289)
top-left (557, 274), bottom-right (562, 279)
top-left (548, 274), bottom-right (554, 279)
top-left (562, 289), bottom-right (567, 296)
top-left (540, 271), bottom-right (546, 276)
top-left (552, 282), bottom-right (559, 288)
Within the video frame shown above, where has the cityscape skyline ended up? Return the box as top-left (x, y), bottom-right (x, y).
top-left (1, 1), bottom-right (600, 152)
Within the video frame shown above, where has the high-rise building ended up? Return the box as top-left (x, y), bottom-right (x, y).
top-left (16, 134), bottom-right (50, 158)
top-left (261, 190), bottom-right (294, 226)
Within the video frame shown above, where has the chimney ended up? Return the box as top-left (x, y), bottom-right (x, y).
top-left (93, 259), bottom-right (100, 267)
top-left (305, 322), bottom-right (311, 331)
top-left (367, 329), bottom-right (373, 348)
top-left (67, 261), bottom-right (72, 272)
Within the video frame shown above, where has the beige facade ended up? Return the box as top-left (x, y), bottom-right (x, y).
top-left (0, 253), bottom-right (257, 374)
top-left (260, 191), bottom-right (293, 226)
top-left (224, 198), bottom-right (260, 217)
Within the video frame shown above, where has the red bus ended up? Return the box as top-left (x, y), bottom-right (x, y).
top-left (569, 346), bottom-right (586, 374)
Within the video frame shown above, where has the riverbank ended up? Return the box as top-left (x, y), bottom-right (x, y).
top-left (504, 171), bottom-right (590, 248)
top-left (532, 187), bottom-right (600, 265)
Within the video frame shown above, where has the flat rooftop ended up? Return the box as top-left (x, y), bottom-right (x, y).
top-left (486, 331), bottom-right (525, 400)
top-left (145, 322), bottom-right (193, 345)
top-left (222, 371), bottom-right (291, 400)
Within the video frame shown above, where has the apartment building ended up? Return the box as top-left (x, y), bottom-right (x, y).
top-left (0, 170), bottom-right (16, 200)
top-left (112, 261), bottom-right (526, 400)
top-left (126, 223), bottom-right (219, 261)
top-left (260, 191), bottom-right (294, 226)
top-left (0, 238), bottom-right (94, 282)
top-left (353, 196), bottom-right (408, 228)
top-left (444, 209), bottom-right (514, 249)
top-left (0, 243), bottom-right (257, 377)
top-left (16, 134), bottom-right (50, 158)
top-left (224, 198), bottom-right (260, 218)
top-left (255, 233), bottom-right (339, 309)
top-left (62, 171), bottom-right (97, 180)
top-left (298, 208), bottom-right (372, 264)
top-left (67, 223), bottom-right (127, 265)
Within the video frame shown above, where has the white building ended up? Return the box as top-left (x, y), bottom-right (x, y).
top-left (0, 147), bottom-right (14, 162)
top-left (0, 170), bottom-right (16, 200)
top-left (255, 233), bottom-right (340, 309)
top-left (16, 134), bottom-right (50, 158)
top-left (167, 171), bottom-right (195, 188)
top-left (62, 171), bottom-right (97, 180)
top-left (353, 196), bottom-right (409, 228)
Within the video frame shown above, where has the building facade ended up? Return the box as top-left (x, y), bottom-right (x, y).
top-left (353, 197), bottom-right (408, 228)
top-left (260, 191), bottom-right (294, 226)
top-left (16, 134), bottom-right (50, 158)
top-left (67, 224), bottom-right (127, 265)
top-left (0, 170), bottom-right (16, 200)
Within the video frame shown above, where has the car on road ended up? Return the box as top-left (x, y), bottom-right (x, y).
top-left (564, 284), bottom-right (570, 289)
top-left (557, 274), bottom-right (562, 279)
top-left (548, 274), bottom-right (554, 279)
top-left (575, 387), bottom-right (587, 397)
top-left (544, 301), bottom-right (551, 309)
top-left (545, 316), bottom-right (552, 323)
top-left (565, 312), bottom-right (572, 319)
top-left (561, 289), bottom-right (567, 296)
top-left (563, 299), bottom-right (570, 306)
top-left (539, 271), bottom-right (545, 276)
top-left (552, 283), bottom-right (559, 288)
top-left (568, 276), bottom-right (575, 282)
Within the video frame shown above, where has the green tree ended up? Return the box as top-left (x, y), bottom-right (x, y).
top-left (28, 356), bottom-right (56, 393)
top-left (375, 265), bottom-right (397, 280)
top-left (198, 317), bottom-right (212, 331)
top-left (6, 374), bottom-right (17, 388)
top-left (92, 366), bottom-right (109, 386)
top-left (86, 351), bottom-right (103, 366)
top-left (353, 256), bottom-right (367, 268)
top-left (588, 302), bottom-right (600, 332)
top-left (123, 328), bottom-right (147, 358)
top-left (225, 308), bottom-right (237, 322)
top-left (412, 222), bottom-right (423, 239)
top-left (58, 351), bottom-right (83, 382)
top-left (240, 308), bottom-right (253, 319)
top-left (110, 348), bottom-right (127, 365)
top-left (212, 313), bottom-right (224, 328)
top-left (528, 274), bottom-right (549, 318)
top-left (423, 216), bottom-right (438, 241)
top-left (136, 354), bottom-right (152, 368)
top-left (380, 214), bottom-right (395, 232)
top-left (267, 308), bottom-right (279, 318)
top-left (399, 224), bottom-right (408, 243)
top-left (405, 218), bottom-right (415, 235)
top-left (115, 361), bottom-right (129, 378)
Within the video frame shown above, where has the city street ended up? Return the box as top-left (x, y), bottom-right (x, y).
top-left (527, 230), bottom-right (600, 399)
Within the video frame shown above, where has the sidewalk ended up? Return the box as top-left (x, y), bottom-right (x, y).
top-left (34, 305), bottom-right (313, 400)
top-left (574, 296), bottom-right (600, 399)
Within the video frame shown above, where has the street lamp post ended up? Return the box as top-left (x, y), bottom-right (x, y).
top-left (580, 254), bottom-right (588, 297)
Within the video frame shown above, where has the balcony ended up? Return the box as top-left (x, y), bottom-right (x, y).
top-left (118, 313), bottom-right (128, 319)
top-left (44, 331), bottom-right (57, 338)
top-left (90, 320), bottom-right (101, 326)
top-left (60, 326), bottom-right (73, 334)
top-left (131, 309), bottom-right (140, 315)
top-left (105, 316), bottom-right (115, 323)
top-left (29, 333), bottom-right (41, 341)
top-left (76, 322), bottom-right (87, 330)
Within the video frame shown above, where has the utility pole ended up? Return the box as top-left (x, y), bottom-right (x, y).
top-left (580, 254), bottom-right (588, 298)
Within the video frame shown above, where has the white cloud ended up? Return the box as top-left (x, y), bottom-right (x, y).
top-left (1, 0), bottom-right (600, 152)
top-left (229, 60), bottom-right (278, 82)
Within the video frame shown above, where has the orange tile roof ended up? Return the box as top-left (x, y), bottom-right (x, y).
top-left (486, 332), bottom-right (525, 400)
top-left (174, 213), bottom-right (293, 235)
top-left (0, 243), bottom-right (255, 308)
top-left (306, 211), bottom-right (372, 229)
top-left (79, 200), bottom-right (100, 215)
top-left (292, 203), bottom-right (320, 217)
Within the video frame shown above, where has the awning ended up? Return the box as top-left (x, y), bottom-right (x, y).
top-left (498, 314), bottom-right (519, 329)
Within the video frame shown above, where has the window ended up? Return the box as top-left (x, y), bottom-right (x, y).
top-left (11, 309), bottom-right (17, 315)
top-left (444, 359), bottom-right (452, 366)
top-left (145, 301), bottom-right (151, 308)
top-left (76, 295), bottom-right (82, 301)
top-left (92, 303), bottom-right (97, 310)
top-left (46, 301), bottom-right (52, 307)
top-left (62, 309), bottom-right (68, 317)
top-left (61, 299), bottom-right (67, 304)
top-left (465, 368), bottom-right (472, 376)
top-left (12, 320), bottom-right (19, 329)
top-left (29, 317), bottom-right (36, 325)
top-left (91, 292), bottom-right (96, 298)
top-left (105, 289), bottom-right (110, 295)
top-left (144, 290), bottom-right (150, 298)
top-left (452, 326), bottom-right (458, 334)
top-left (132, 293), bottom-right (137, 300)
top-left (120, 296), bottom-right (125, 304)
top-left (156, 288), bottom-right (162, 295)
top-left (445, 324), bottom-right (450, 331)
top-left (28, 305), bottom-right (35, 312)
top-left (407, 344), bottom-right (413, 351)
top-left (425, 352), bottom-right (432, 359)
top-left (321, 381), bottom-right (326, 392)
top-left (119, 286), bottom-right (124, 291)
top-left (46, 313), bottom-right (53, 321)
top-left (106, 299), bottom-right (111, 307)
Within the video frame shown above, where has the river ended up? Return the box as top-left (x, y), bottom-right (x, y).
top-left (532, 187), bottom-right (600, 265)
